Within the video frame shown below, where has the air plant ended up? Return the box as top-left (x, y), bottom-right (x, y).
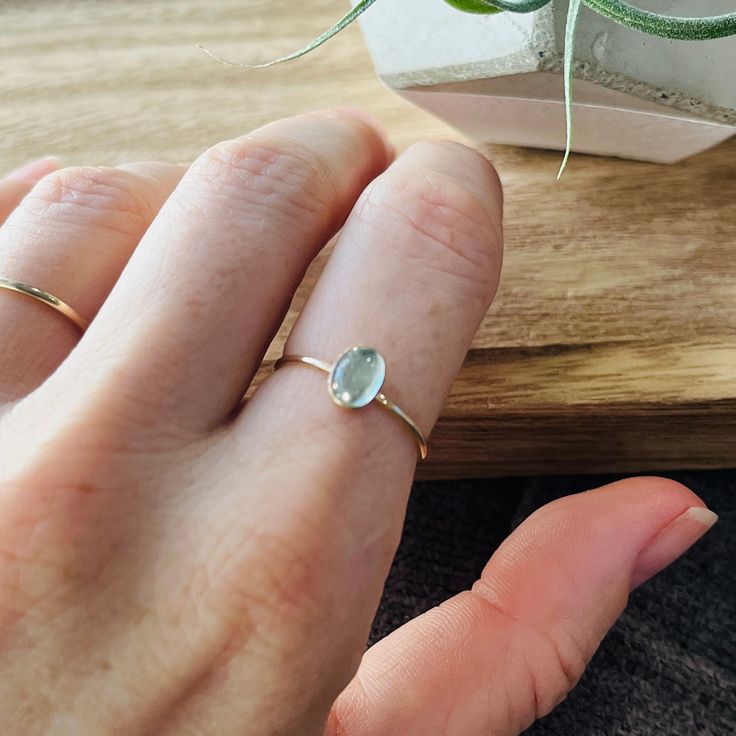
top-left (199, 1), bottom-right (736, 177)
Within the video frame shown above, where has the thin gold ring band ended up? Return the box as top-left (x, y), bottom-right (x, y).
top-left (274, 346), bottom-right (428, 460)
top-left (0, 277), bottom-right (88, 332)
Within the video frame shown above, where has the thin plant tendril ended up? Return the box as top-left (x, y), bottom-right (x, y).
top-left (201, 0), bottom-right (736, 176)
top-left (558, 0), bottom-right (583, 179)
top-left (197, 0), bottom-right (378, 68)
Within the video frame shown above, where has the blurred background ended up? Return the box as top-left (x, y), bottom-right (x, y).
top-left (2, 2), bottom-right (734, 734)
top-left (0, 0), bottom-right (457, 169)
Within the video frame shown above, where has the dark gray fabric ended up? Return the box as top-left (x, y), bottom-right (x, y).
top-left (370, 471), bottom-right (736, 735)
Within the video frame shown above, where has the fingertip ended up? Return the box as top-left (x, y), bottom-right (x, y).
top-left (5, 156), bottom-right (62, 183)
top-left (477, 475), bottom-right (714, 627)
top-left (682, 505), bottom-right (719, 527)
top-left (630, 502), bottom-right (717, 590)
top-left (585, 476), bottom-right (715, 589)
top-left (590, 475), bottom-right (707, 518)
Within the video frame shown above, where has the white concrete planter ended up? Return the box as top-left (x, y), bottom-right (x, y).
top-left (353, 0), bottom-right (736, 163)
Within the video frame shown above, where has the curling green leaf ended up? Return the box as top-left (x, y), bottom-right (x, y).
top-left (197, 0), bottom-right (378, 68)
top-left (582, 0), bottom-right (736, 40)
top-left (454, 0), bottom-right (736, 33)
top-left (557, 0), bottom-right (583, 179)
top-left (443, 0), bottom-right (502, 14)
top-left (480, 0), bottom-right (551, 11)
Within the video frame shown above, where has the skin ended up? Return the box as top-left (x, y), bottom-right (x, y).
top-left (0, 109), bottom-right (717, 735)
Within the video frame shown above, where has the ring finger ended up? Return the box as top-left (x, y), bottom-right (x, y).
top-left (216, 141), bottom-right (503, 724)
top-left (248, 137), bottom-right (503, 577)
top-left (0, 161), bottom-right (185, 403)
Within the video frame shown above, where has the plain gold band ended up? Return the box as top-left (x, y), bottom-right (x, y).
top-left (0, 277), bottom-right (88, 332)
top-left (274, 354), bottom-right (428, 460)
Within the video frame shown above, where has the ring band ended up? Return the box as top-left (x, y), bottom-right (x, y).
top-left (274, 345), bottom-right (428, 460)
top-left (0, 277), bottom-right (88, 332)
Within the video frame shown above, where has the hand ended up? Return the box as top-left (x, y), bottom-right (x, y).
top-left (0, 109), bottom-right (716, 735)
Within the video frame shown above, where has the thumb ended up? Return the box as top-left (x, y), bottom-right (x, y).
top-left (326, 477), bottom-right (717, 736)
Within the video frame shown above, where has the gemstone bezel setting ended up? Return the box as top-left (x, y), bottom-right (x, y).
top-left (327, 346), bottom-right (386, 409)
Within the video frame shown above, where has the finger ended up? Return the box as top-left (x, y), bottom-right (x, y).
top-left (4, 157), bottom-right (61, 184)
top-left (198, 142), bottom-right (503, 722)
top-left (0, 157), bottom-right (61, 225)
top-left (0, 182), bottom-right (33, 227)
top-left (258, 139), bottom-right (503, 442)
top-left (40, 109), bottom-right (393, 432)
top-left (246, 140), bottom-right (502, 544)
top-left (0, 162), bottom-right (185, 403)
top-left (326, 478), bottom-right (717, 736)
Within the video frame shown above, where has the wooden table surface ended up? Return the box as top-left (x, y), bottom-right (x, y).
top-left (2, 0), bottom-right (736, 478)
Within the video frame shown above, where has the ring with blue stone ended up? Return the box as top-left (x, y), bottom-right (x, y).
top-left (273, 346), bottom-right (428, 460)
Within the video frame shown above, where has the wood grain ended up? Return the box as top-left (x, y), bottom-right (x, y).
top-left (2, 0), bottom-right (735, 478)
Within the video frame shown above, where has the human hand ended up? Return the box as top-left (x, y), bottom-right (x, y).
top-left (0, 110), bottom-right (716, 735)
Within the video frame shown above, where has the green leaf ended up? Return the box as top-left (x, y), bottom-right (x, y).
top-left (197, 0), bottom-right (379, 68)
top-left (478, 0), bottom-right (551, 11)
top-left (582, 0), bottom-right (736, 40)
top-left (557, 0), bottom-right (583, 180)
top-left (443, 0), bottom-right (502, 14)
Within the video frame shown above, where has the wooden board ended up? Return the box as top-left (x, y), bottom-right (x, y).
top-left (2, 0), bottom-right (735, 478)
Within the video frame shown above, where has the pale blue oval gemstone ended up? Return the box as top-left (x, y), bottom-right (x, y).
top-left (329, 347), bottom-right (386, 408)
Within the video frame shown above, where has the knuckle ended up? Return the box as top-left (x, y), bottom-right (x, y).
top-left (529, 628), bottom-right (586, 719)
top-left (0, 471), bottom-right (110, 623)
top-left (205, 524), bottom-right (325, 629)
top-left (465, 589), bottom-right (586, 728)
top-left (177, 521), bottom-right (331, 675)
top-left (193, 136), bottom-right (336, 230)
top-left (358, 166), bottom-right (502, 299)
top-left (24, 166), bottom-right (155, 236)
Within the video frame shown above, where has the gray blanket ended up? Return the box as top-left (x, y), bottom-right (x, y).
top-left (371, 471), bottom-right (735, 735)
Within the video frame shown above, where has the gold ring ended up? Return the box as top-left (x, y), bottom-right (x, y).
top-left (0, 277), bottom-right (88, 332)
top-left (274, 345), bottom-right (428, 460)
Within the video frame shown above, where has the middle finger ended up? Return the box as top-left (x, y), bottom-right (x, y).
top-left (38, 110), bottom-right (393, 434)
